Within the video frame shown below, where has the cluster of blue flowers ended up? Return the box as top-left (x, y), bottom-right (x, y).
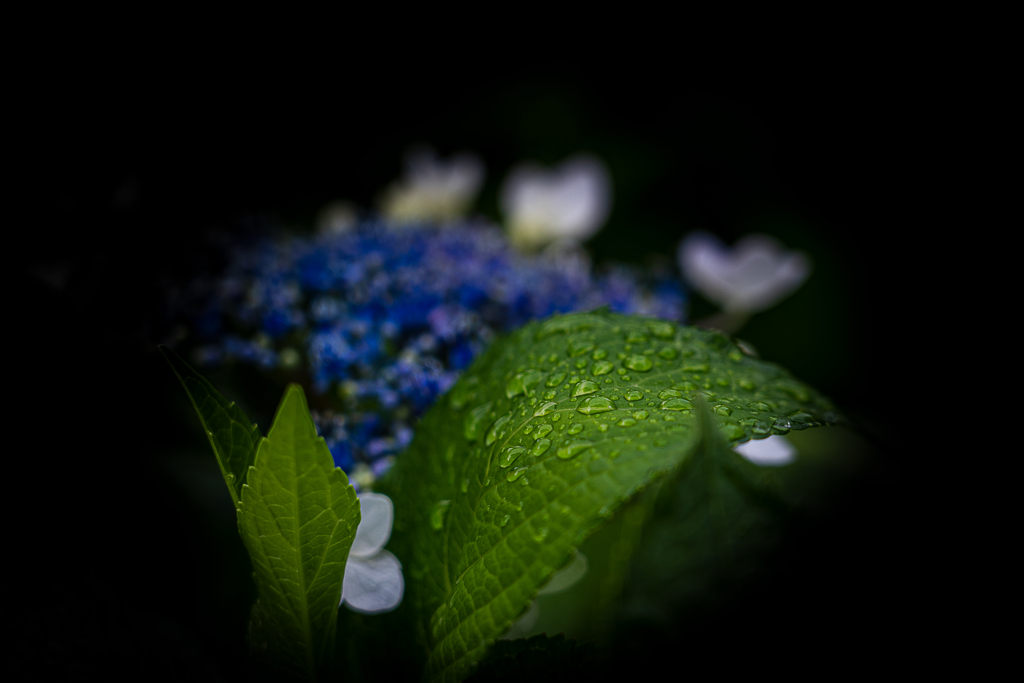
top-left (168, 219), bottom-right (686, 488)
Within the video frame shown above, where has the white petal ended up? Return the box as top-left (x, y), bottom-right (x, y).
top-left (501, 155), bottom-right (611, 249)
top-left (678, 232), bottom-right (810, 313)
top-left (500, 599), bottom-right (540, 640)
top-left (350, 493), bottom-right (393, 558)
top-left (735, 435), bottom-right (797, 466)
top-left (341, 550), bottom-right (404, 614)
top-left (538, 551), bottom-right (588, 595)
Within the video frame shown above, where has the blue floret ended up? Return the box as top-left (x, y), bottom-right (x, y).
top-left (168, 218), bottom-right (686, 482)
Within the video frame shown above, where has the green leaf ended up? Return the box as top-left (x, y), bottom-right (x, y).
top-left (377, 310), bottom-right (836, 682)
top-left (238, 384), bottom-right (360, 680)
top-left (614, 393), bottom-right (794, 624)
top-left (159, 344), bottom-right (260, 507)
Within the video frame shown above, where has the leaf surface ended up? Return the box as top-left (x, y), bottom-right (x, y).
top-left (377, 310), bottom-right (837, 682)
top-left (238, 384), bottom-right (360, 680)
top-left (160, 344), bottom-right (260, 506)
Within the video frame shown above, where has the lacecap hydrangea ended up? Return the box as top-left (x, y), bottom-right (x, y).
top-left (168, 218), bottom-right (686, 489)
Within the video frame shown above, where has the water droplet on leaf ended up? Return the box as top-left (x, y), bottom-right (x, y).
top-left (577, 396), bottom-right (614, 414)
top-left (624, 355), bottom-right (652, 372)
top-left (557, 440), bottom-right (594, 459)
top-left (464, 402), bottom-right (493, 441)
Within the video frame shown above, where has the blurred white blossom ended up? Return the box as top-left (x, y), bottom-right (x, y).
top-left (341, 492), bottom-right (404, 614)
top-left (734, 435), bottom-right (796, 466)
top-left (501, 551), bottom-right (588, 640)
top-left (380, 147), bottom-right (484, 223)
top-left (500, 154), bottom-right (612, 251)
top-left (677, 232), bottom-right (810, 314)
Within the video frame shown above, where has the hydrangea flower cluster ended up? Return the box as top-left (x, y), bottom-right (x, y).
top-left (169, 219), bottom-right (686, 488)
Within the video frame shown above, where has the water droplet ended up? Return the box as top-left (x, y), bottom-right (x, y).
top-left (682, 363), bottom-right (709, 373)
top-left (449, 376), bottom-right (480, 410)
top-left (649, 321), bottom-right (675, 338)
top-left (654, 438), bottom-right (669, 447)
top-left (499, 446), bottom-right (526, 468)
top-left (485, 413), bottom-right (512, 446)
top-left (530, 438), bottom-right (552, 456)
top-left (659, 398), bottom-right (693, 411)
top-left (557, 440), bottom-right (595, 459)
top-left (592, 348), bottom-right (608, 360)
top-left (546, 372), bottom-right (567, 387)
top-left (675, 381), bottom-right (697, 392)
top-left (749, 401), bottom-right (770, 412)
top-left (657, 346), bottom-right (678, 360)
top-left (500, 514), bottom-right (511, 527)
top-left (568, 340), bottom-right (595, 357)
top-left (506, 466), bottom-right (529, 482)
top-left (464, 402), bottom-right (493, 441)
top-left (787, 410), bottom-right (815, 425)
top-left (598, 423), bottom-right (609, 432)
top-left (461, 478), bottom-right (470, 493)
top-left (577, 396), bottom-right (614, 414)
top-left (752, 421), bottom-right (771, 436)
top-left (624, 389), bottom-right (643, 401)
top-left (523, 425), bottom-right (534, 435)
top-left (617, 417), bottom-right (637, 427)
top-left (551, 413), bottom-right (562, 422)
top-left (430, 500), bottom-right (450, 531)
top-left (633, 410), bottom-right (649, 420)
top-left (738, 378), bottom-right (756, 391)
top-left (568, 423), bottom-right (584, 435)
top-left (713, 404), bottom-right (732, 416)
top-left (771, 418), bottom-right (791, 435)
top-left (506, 370), bottom-right (543, 399)
top-left (658, 389), bottom-right (682, 399)
top-left (624, 355), bottom-right (652, 372)
top-left (623, 330), bottom-right (646, 344)
top-left (534, 424), bottom-right (553, 439)
top-left (575, 359), bottom-right (588, 370)
top-left (720, 424), bottom-right (745, 440)
top-left (572, 380), bottom-right (599, 397)
top-left (592, 360), bottom-right (614, 376)
top-left (534, 401), bottom-right (558, 416)
top-left (531, 526), bottom-right (549, 543)
top-left (543, 389), bottom-right (557, 400)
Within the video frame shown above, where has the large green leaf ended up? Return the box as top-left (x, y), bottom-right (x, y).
top-left (377, 310), bottom-right (837, 682)
top-left (238, 384), bottom-right (361, 680)
top-left (159, 344), bottom-right (260, 507)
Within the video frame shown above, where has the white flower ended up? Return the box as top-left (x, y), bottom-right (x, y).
top-left (341, 492), bottom-right (404, 614)
top-left (734, 435), bottom-right (796, 466)
top-left (379, 147), bottom-right (484, 223)
top-left (500, 154), bottom-right (612, 251)
top-left (501, 550), bottom-right (588, 640)
top-left (677, 232), bottom-right (810, 313)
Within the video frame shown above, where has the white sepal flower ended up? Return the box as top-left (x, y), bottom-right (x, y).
top-left (341, 492), bottom-right (404, 614)
top-left (677, 231), bottom-right (810, 313)
top-left (380, 147), bottom-right (484, 223)
top-left (500, 154), bottom-right (612, 251)
top-left (501, 550), bottom-right (588, 640)
top-left (734, 435), bottom-right (796, 466)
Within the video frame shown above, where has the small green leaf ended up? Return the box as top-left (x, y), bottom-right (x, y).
top-left (238, 384), bottom-right (360, 680)
top-left (377, 311), bottom-right (836, 682)
top-left (159, 345), bottom-right (260, 507)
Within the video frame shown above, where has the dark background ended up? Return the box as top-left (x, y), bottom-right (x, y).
top-left (14, 61), bottom-right (925, 679)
